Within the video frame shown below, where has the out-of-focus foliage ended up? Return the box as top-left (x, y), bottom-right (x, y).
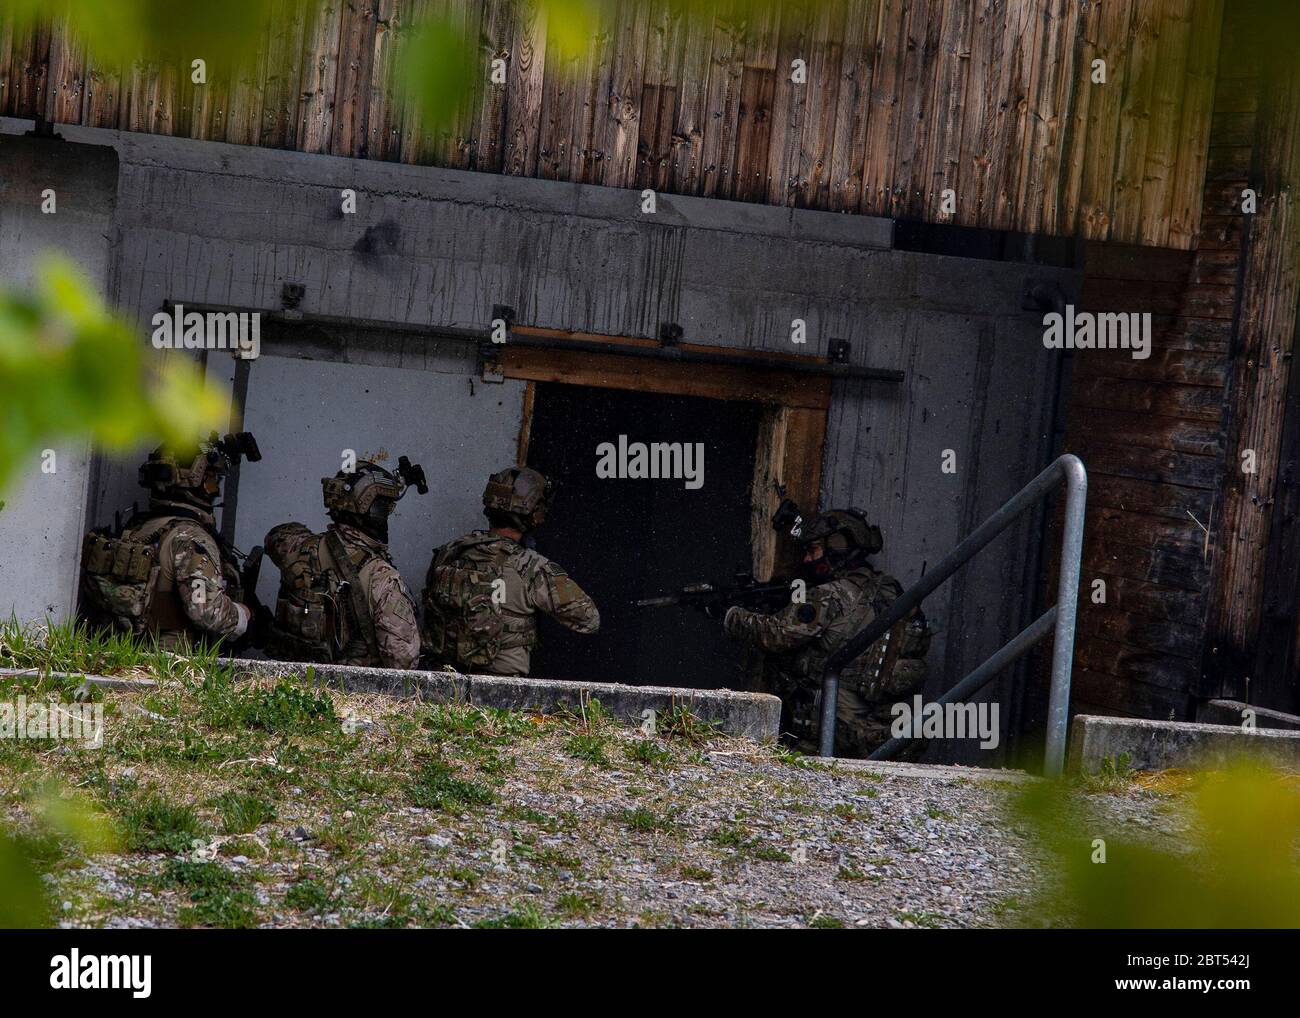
top-left (0, 783), bottom-right (118, 928)
top-left (4, 1), bottom-right (761, 129)
top-left (1016, 760), bottom-right (1300, 928)
top-left (0, 256), bottom-right (227, 495)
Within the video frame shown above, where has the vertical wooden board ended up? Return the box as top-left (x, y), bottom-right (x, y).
top-left (793, 0), bottom-right (846, 209)
top-left (826, 0), bottom-right (878, 212)
top-left (298, 0), bottom-right (345, 154)
top-left (14, 20), bottom-right (49, 120)
top-left (470, 0), bottom-right (514, 172)
top-left (973, 0), bottom-right (1022, 227)
top-left (1108, 0), bottom-right (1161, 242)
top-left (635, 0), bottom-right (687, 190)
top-left (732, 65), bottom-right (776, 201)
top-left (917, 0), bottom-right (971, 225)
top-left (596, 0), bottom-right (650, 189)
top-left (83, 52), bottom-right (123, 129)
top-left (332, 0), bottom-right (378, 156)
top-left (1078, 0), bottom-right (1135, 239)
top-left (1168, 0), bottom-right (1223, 247)
top-left (535, 1), bottom-right (583, 180)
top-left (224, 1), bottom-right (273, 147)
top-left (1024, 0), bottom-right (1075, 236)
top-left (395, 0), bottom-right (436, 165)
top-left (955, 0), bottom-right (997, 225)
top-left (765, 0), bottom-right (812, 207)
top-left (0, 15), bottom-right (13, 118)
top-left (572, 5), bottom-right (617, 184)
top-left (503, 0), bottom-right (547, 176)
top-left (188, 54), bottom-right (230, 140)
top-left (698, 0), bottom-right (745, 198)
top-left (442, 0), bottom-right (486, 169)
top-left (892, 0), bottom-right (942, 221)
top-left (153, 63), bottom-right (180, 137)
top-left (860, 0), bottom-right (910, 218)
top-left (668, 1), bottom-right (718, 195)
top-left (44, 20), bottom-right (86, 125)
top-left (993, 0), bottom-right (1044, 230)
top-left (1137, 0), bottom-right (1194, 246)
top-left (263, 0), bottom-right (309, 148)
top-left (1058, 0), bottom-right (1101, 237)
top-left (725, 0), bottom-right (779, 201)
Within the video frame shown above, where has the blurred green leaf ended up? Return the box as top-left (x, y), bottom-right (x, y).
top-left (0, 254), bottom-right (228, 495)
top-left (1015, 760), bottom-right (1300, 928)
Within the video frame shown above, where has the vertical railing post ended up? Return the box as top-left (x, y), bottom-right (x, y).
top-left (1043, 454), bottom-right (1087, 778)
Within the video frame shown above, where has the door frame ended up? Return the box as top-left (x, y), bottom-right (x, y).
top-left (498, 327), bottom-right (830, 581)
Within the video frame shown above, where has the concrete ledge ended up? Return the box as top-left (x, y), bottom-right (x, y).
top-left (234, 659), bottom-right (782, 742)
top-left (1068, 714), bottom-right (1300, 773)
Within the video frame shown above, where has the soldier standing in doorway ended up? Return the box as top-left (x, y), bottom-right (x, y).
top-left (421, 466), bottom-right (600, 676)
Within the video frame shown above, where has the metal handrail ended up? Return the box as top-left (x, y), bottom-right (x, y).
top-left (817, 454), bottom-right (1087, 777)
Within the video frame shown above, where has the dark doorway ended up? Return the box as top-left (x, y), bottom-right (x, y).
top-left (526, 383), bottom-right (762, 689)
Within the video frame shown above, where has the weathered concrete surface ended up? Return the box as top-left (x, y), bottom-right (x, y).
top-left (1199, 699), bottom-right (1300, 732)
top-left (235, 659), bottom-right (781, 741)
top-left (1068, 714), bottom-right (1300, 773)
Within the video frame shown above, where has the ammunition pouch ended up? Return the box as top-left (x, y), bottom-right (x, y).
top-left (80, 530), bottom-right (162, 630)
top-left (424, 546), bottom-right (534, 670)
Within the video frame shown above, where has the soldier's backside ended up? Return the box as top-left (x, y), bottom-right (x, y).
top-left (265, 521), bottom-right (419, 670)
top-left (422, 531), bottom-right (599, 676)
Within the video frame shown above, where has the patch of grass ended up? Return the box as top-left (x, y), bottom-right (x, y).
top-left (620, 807), bottom-right (672, 833)
top-left (1080, 752), bottom-right (1137, 794)
top-left (657, 702), bottom-right (721, 745)
top-left (284, 877), bottom-right (333, 913)
top-left (564, 734), bottom-right (610, 767)
top-left (924, 805), bottom-right (955, 821)
top-left (117, 791), bottom-right (204, 854)
top-left (212, 790), bottom-right (276, 835)
top-left (626, 739), bottom-right (673, 767)
top-left (809, 914), bottom-right (845, 929)
top-left (197, 677), bottom-right (337, 735)
top-left (556, 891), bottom-right (601, 918)
top-left (157, 859), bottom-right (260, 928)
top-left (679, 864), bottom-right (713, 882)
top-left (473, 903), bottom-right (551, 929)
top-left (406, 760), bottom-right (495, 812)
top-left (831, 802), bottom-right (868, 821)
top-left (897, 910), bottom-right (944, 929)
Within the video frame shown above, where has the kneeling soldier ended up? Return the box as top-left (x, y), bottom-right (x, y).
top-left (721, 509), bottom-right (930, 757)
top-left (79, 432), bottom-right (261, 650)
top-left (264, 458), bottom-right (425, 670)
top-left (421, 466), bottom-right (599, 676)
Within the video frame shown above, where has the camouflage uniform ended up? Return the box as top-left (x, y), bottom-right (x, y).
top-left (265, 521), bottom-right (420, 670)
top-left (421, 465), bottom-right (599, 676)
top-left (723, 510), bottom-right (929, 757)
top-left (79, 434), bottom-right (259, 650)
top-left (422, 532), bottom-right (599, 676)
top-left (81, 502), bottom-right (247, 650)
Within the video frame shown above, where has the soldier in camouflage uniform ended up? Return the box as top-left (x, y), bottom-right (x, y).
top-left (421, 466), bottom-right (600, 676)
top-left (722, 509), bottom-right (930, 757)
top-left (264, 460), bottom-right (422, 670)
top-left (79, 433), bottom-right (260, 650)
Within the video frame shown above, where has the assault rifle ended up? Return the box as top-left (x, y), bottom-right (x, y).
top-left (633, 572), bottom-right (794, 616)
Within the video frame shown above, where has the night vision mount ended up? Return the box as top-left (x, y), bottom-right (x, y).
top-left (211, 431), bottom-right (262, 465)
top-left (397, 455), bottom-right (429, 497)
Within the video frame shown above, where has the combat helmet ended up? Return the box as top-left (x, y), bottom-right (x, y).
top-left (797, 508), bottom-right (882, 575)
top-left (322, 455), bottom-right (427, 543)
top-left (138, 431), bottom-right (261, 509)
top-left (482, 466), bottom-right (554, 532)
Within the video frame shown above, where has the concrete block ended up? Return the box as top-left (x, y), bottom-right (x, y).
top-left (1068, 714), bottom-right (1300, 773)
top-left (234, 659), bottom-right (782, 741)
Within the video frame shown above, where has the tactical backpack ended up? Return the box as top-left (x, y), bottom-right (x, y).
top-left (269, 531), bottom-right (381, 664)
top-left (80, 528), bottom-right (163, 632)
top-left (422, 536), bottom-right (534, 670)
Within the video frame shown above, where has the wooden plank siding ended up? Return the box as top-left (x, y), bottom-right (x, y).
top-left (2, 0), bottom-right (1224, 249)
top-left (1057, 11), bottom-right (1267, 721)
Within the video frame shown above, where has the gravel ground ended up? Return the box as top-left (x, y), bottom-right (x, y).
top-left (13, 692), bottom-right (1196, 929)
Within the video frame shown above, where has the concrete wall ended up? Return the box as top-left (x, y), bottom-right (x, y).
top-left (0, 118), bottom-right (1078, 762)
top-left (0, 135), bottom-right (117, 622)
